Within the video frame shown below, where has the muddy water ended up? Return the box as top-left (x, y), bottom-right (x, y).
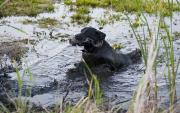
top-left (0, 2), bottom-right (180, 109)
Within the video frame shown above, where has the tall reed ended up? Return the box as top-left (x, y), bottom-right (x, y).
top-left (127, 0), bottom-right (180, 112)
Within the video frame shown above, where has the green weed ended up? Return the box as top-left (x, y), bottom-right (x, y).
top-left (21, 18), bottom-right (59, 28)
top-left (37, 18), bottom-right (59, 28)
top-left (70, 6), bottom-right (91, 24)
top-left (127, 0), bottom-right (179, 112)
top-left (77, 7), bottom-right (90, 14)
top-left (0, 0), bottom-right (54, 17)
top-left (71, 13), bottom-right (91, 24)
top-left (64, 0), bottom-right (180, 16)
top-left (112, 43), bottom-right (124, 50)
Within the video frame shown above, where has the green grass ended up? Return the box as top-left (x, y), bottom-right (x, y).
top-left (173, 31), bottom-right (180, 39)
top-left (21, 18), bottom-right (59, 28)
top-left (21, 19), bottom-right (35, 25)
top-left (69, 6), bottom-right (91, 24)
top-left (65, 0), bottom-right (180, 25)
top-left (127, 1), bottom-right (179, 112)
top-left (0, 0), bottom-right (4, 5)
top-left (0, 61), bottom-right (32, 113)
top-left (0, 0), bottom-right (54, 17)
top-left (37, 18), bottom-right (59, 28)
top-left (160, 19), bottom-right (179, 112)
top-left (131, 15), bottom-right (143, 28)
top-left (0, 59), bottom-right (103, 113)
top-left (71, 13), bottom-right (91, 24)
top-left (65, 0), bottom-right (180, 16)
top-left (76, 7), bottom-right (90, 14)
top-left (82, 59), bottom-right (103, 105)
top-left (96, 18), bottom-right (108, 27)
top-left (96, 13), bottom-right (122, 27)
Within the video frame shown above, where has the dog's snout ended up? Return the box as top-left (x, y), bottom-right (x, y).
top-left (75, 34), bottom-right (80, 40)
top-left (69, 38), bottom-right (72, 43)
top-left (69, 37), bottom-right (78, 46)
top-left (69, 37), bottom-right (74, 44)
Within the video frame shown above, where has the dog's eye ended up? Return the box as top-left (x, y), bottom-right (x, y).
top-left (84, 38), bottom-right (90, 42)
top-left (85, 37), bottom-right (94, 42)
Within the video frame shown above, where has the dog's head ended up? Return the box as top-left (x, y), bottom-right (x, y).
top-left (69, 27), bottom-right (106, 48)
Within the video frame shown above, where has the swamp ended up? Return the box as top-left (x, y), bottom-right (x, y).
top-left (0, 0), bottom-right (180, 113)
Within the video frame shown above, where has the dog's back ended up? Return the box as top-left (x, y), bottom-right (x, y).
top-left (82, 40), bottom-right (139, 69)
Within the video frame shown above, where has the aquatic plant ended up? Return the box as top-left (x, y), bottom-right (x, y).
top-left (95, 13), bottom-right (122, 27)
top-left (127, 0), bottom-right (179, 113)
top-left (112, 43), bottom-right (124, 50)
top-left (64, 0), bottom-right (180, 16)
top-left (71, 13), bottom-right (91, 24)
top-left (96, 18), bottom-right (108, 27)
top-left (65, 0), bottom-right (180, 25)
top-left (37, 18), bottom-right (59, 28)
top-left (21, 18), bottom-right (59, 28)
top-left (0, 62), bottom-right (33, 113)
top-left (0, 0), bottom-right (54, 17)
top-left (77, 7), bottom-right (90, 14)
top-left (70, 6), bottom-right (91, 24)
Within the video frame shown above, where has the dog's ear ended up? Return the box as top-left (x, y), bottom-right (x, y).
top-left (81, 27), bottom-right (88, 33)
top-left (96, 30), bottom-right (106, 40)
top-left (81, 27), bottom-right (106, 40)
top-left (92, 30), bottom-right (105, 47)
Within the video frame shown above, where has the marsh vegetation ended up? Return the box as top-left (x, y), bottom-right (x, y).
top-left (0, 0), bottom-right (180, 113)
top-left (0, 0), bottom-right (54, 17)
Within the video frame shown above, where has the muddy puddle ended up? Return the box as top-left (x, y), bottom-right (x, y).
top-left (0, 2), bottom-right (180, 110)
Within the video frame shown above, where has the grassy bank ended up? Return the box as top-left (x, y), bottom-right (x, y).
top-left (65, 0), bottom-right (180, 15)
top-left (0, 0), bottom-right (54, 17)
top-left (65, 0), bottom-right (180, 24)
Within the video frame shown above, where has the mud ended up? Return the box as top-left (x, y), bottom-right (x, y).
top-left (0, 2), bottom-right (179, 111)
top-left (0, 40), bottom-right (30, 108)
top-left (0, 40), bottom-right (29, 76)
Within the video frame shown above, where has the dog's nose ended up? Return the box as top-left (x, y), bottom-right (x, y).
top-left (75, 34), bottom-right (81, 40)
top-left (69, 38), bottom-right (73, 44)
top-left (69, 37), bottom-right (77, 46)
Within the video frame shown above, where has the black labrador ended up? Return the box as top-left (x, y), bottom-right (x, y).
top-left (68, 27), bottom-right (141, 76)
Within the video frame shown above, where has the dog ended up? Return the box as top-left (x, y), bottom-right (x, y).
top-left (69, 27), bottom-right (141, 76)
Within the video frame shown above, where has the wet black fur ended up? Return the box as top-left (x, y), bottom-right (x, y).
top-left (69, 27), bottom-right (141, 75)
